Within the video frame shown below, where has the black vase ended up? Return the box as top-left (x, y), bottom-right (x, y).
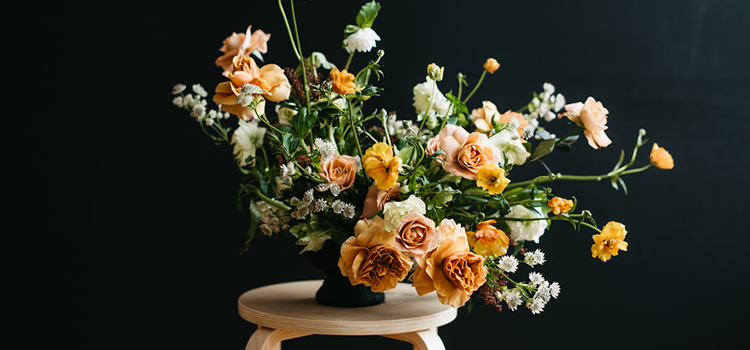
top-left (301, 239), bottom-right (385, 307)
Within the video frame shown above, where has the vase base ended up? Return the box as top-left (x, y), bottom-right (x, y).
top-left (315, 276), bottom-right (385, 308)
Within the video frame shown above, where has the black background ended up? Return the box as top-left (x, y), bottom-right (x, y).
top-left (8, 0), bottom-right (750, 349)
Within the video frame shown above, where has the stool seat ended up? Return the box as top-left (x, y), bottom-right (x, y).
top-left (238, 280), bottom-right (457, 350)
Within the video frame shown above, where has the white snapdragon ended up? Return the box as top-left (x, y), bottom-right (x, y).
top-left (412, 77), bottom-right (452, 117)
top-left (346, 27), bottom-right (381, 53)
top-left (383, 195), bottom-right (427, 231)
top-left (505, 205), bottom-right (548, 243)
top-left (489, 129), bottom-right (528, 165)
top-left (524, 249), bottom-right (546, 266)
top-left (231, 120), bottom-right (267, 167)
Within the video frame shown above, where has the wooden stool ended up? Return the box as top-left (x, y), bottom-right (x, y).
top-left (238, 280), bottom-right (457, 350)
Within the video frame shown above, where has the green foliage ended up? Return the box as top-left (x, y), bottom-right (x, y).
top-left (356, 1), bottom-right (381, 28)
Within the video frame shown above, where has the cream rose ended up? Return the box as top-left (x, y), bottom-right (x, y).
top-left (383, 195), bottom-right (427, 232)
top-left (412, 219), bottom-right (487, 308)
top-left (338, 217), bottom-right (412, 293)
top-left (320, 155), bottom-right (358, 190)
top-left (565, 97), bottom-right (612, 149)
top-left (437, 125), bottom-right (504, 180)
top-left (360, 184), bottom-right (401, 219)
top-left (395, 212), bottom-right (439, 258)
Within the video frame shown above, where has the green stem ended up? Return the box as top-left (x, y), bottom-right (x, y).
top-left (343, 50), bottom-right (355, 72)
top-left (277, 0), bottom-right (301, 60)
top-left (289, 0), bottom-right (311, 111)
top-left (462, 69), bottom-right (487, 105)
top-left (255, 190), bottom-right (292, 211)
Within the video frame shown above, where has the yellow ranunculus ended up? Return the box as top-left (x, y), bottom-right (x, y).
top-left (330, 68), bottom-right (356, 95)
top-left (547, 196), bottom-right (574, 215)
top-left (467, 220), bottom-right (509, 257)
top-left (649, 143), bottom-right (674, 170)
top-left (591, 221), bottom-right (628, 262)
top-left (476, 163), bottom-right (510, 195)
top-left (362, 142), bottom-right (402, 190)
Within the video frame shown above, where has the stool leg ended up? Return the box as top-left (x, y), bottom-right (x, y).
top-left (245, 326), bottom-right (310, 350)
top-left (381, 328), bottom-right (445, 350)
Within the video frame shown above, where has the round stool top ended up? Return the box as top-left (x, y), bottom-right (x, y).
top-left (238, 280), bottom-right (457, 336)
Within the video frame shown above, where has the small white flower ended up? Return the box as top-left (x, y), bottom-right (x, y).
top-left (232, 120), bottom-right (267, 167)
top-left (529, 272), bottom-right (545, 286)
top-left (522, 125), bottom-right (535, 139)
top-left (316, 183), bottom-right (330, 192)
top-left (524, 249), bottom-right (546, 266)
top-left (345, 27), bottom-right (381, 53)
top-left (280, 163), bottom-right (296, 179)
top-left (342, 203), bottom-right (356, 218)
top-left (544, 111), bottom-right (557, 122)
top-left (535, 280), bottom-right (551, 303)
top-left (498, 255), bottom-right (519, 273)
top-left (543, 82), bottom-right (555, 96)
top-left (204, 117), bottom-right (214, 126)
top-left (313, 198), bottom-right (328, 212)
top-left (553, 93), bottom-right (566, 112)
top-left (412, 77), bottom-right (452, 116)
top-left (240, 83), bottom-right (264, 95)
top-left (172, 96), bottom-right (184, 107)
top-left (331, 199), bottom-right (345, 214)
top-left (303, 189), bottom-right (314, 204)
top-left (489, 129), bottom-right (528, 165)
top-left (527, 297), bottom-right (546, 314)
top-left (191, 104), bottom-right (206, 119)
top-left (237, 94), bottom-right (255, 107)
top-left (329, 183), bottom-right (341, 197)
top-left (549, 282), bottom-right (561, 299)
top-left (192, 84), bottom-right (207, 97)
top-left (172, 84), bottom-right (186, 94)
top-left (505, 205), bottom-right (547, 243)
top-left (503, 289), bottom-right (523, 311)
top-left (315, 138), bottom-right (338, 162)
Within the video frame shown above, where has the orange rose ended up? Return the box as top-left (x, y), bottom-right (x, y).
top-left (338, 217), bottom-right (412, 292)
top-left (471, 101), bottom-right (528, 134)
top-left (565, 97), bottom-right (612, 149)
top-left (412, 219), bottom-right (487, 308)
top-left (360, 184), bottom-right (401, 219)
top-left (330, 68), bottom-right (356, 95)
top-left (483, 58), bottom-right (500, 73)
top-left (215, 25), bottom-right (271, 73)
top-left (395, 212), bottom-right (439, 258)
top-left (649, 143), bottom-right (674, 169)
top-left (467, 220), bottom-right (509, 257)
top-left (320, 155), bottom-right (358, 190)
top-left (437, 125), bottom-right (504, 180)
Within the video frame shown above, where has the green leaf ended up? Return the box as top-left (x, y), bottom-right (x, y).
top-left (356, 1), bottom-right (381, 28)
top-left (530, 139), bottom-right (556, 161)
top-left (244, 201), bottom-right (262, 249)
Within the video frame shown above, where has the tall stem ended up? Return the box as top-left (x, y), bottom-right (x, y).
top-left (462, 70), bottom-right (487, 105)
top-left (277, 0), bottom-right (301, 60)
top-left (343, 50), bottom-right (355, 72)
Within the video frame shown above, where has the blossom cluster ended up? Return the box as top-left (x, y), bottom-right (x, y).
top-left (173, 0), bottom-right (674, 314)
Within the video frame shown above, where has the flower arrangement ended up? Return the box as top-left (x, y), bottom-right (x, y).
top-left (172, 1), bottom-right (674, 313)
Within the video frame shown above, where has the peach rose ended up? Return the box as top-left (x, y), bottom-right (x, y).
top-left (320, 155), bottom-right (358, 190)
top-left (395, 212), bottom-right (439, 258)
top-left (213, 57), bottom-right (291, 120)
top-left (565, 97), bottom-right (612, 149)
top-left (412, 219), bottom-right (487, 308)
top-left (338, 217), bottom-right (412, 293)
top-left (360, 184), bottom-right (401, 219)
top-left (471, 101), bottom-right (528, 134)
top-left (215, 25), bottom-right (271, 73)
top-left (437, 125), bottom-right (504, 180)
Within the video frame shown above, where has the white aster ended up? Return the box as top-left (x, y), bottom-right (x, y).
top-left (524, 249), bottom-right (546, 266)
top-left (527, 297), bottom-right (546, 314)
top-left (549, 281), bottom-right (561, 299)
top-left (505, 205), bottom-right (548, 243)
top-left (232, 120), bottom-right (267, 167)
top-left (529, 272), bottom-right (545, 286)
top-left (535, 280), bottom-right (552, 303)
top-left (502, 289), bottom-right (523, 311)
top-left (346, 27), bottom-right (381, 53)
top-left (315, 138), bottom-right (338, 162)
top-left (498, 255), bottom-right (519, 273)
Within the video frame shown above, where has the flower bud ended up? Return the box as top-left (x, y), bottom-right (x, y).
top-left (427, 63), bottom-right (444, 82)
top-left (483, 58), bottom-right (500, 73)
top-left (377, 49), bottom-right (385, 58)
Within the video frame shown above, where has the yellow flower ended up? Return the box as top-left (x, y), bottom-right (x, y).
top-left (483, 58), bottom-right (500, 73)
top-left (591, 221), bottom-right (628, 262)
top-left (476, 163), bottom-right (510, 195)
top-left (467, 220), bottom-right (509, 257)
top-left (649, 143), bottom-right (674, 170)
top-left (547, 196), bottom-right (574, 215)
top-left (362, 142), bottom-right (402, 190)
top-left (330, 68), bottom-right (356, 95)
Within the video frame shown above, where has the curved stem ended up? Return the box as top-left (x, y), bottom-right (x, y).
top-left (277, 0), bottom-right (301, 60)
top-left (343, 50), bottom-right (355, 72)
top-left (462, 69), bottom-right (487, 105)
top-left (255, 190), bottom-right (292, 211)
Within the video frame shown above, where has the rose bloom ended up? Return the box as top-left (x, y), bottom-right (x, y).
top-left (213, 56), bottom-right (291, 120)
top-left (362, 142), bottom-right (402, 190)
top-left (488, 129), bottom-right (528, 165)
top-left (412, 219), bottom-right (487, 308)
top-left (471, 101), bottom-right (528, 134)
top-left (476, 163), bottom-right (510, 195)
top-left (338, 217), bottom-right (412, 292)
top-left (467, 220), bottom-right (509, 257)
top-left (483, 58), bottom-right (500, 73)
top-left (547, 196), bottom-right (574, 215)
top-left (565, 97), bottom-right (612, 149)
top-left (436, 125), bottom-right (504, 180)
top-left (320, 155), bottom-right (358, 190)
top-left (215, 25), bottom-right (271, 73)
top-left (360, 184), bottom-right (401, 219)
top-left (395, 212), bottom-right (439, 258)
top-left (330, 68), bottom-right (356, 95)
top-left (591, 221), bottom-right (628, 262)
top-left (649, 143), bottom-right (674, 169)
top-left (505, 205), bottom-right (548, 243)
top-left (383, 195), bottom-right (426, 232)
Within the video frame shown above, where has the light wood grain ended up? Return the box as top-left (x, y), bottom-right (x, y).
top-left (237, 280), bottom-right (457, 336)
